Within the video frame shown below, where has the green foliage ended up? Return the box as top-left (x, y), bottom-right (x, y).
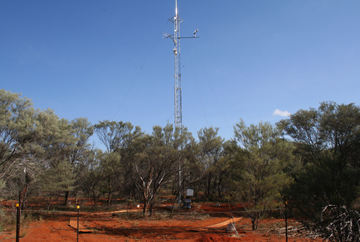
top-left (232, 120), bottom-right (295, 230)
top-left (0, 89), bottom-right (35, 186)
top-left (279, 102), bottom-right (360, 234)
top-left (130, 124), bottom-right (194, 214)
top-left (39, 160), bottom-right (75, 205)
top-left (0, 90), bottom-right (92, 202)
top-left (286, 152), bottom-right (360, 218)
top-left (0, 88), bottom-right (88, 202)
top-left (3, 87), bottom-right (360, 238)
top-left (69, 117), bottom-right (94, 174)
top-left (197, 127), bottom-right (229, 200)
top-left (277, 101), bottom-right (360, 166)
top-left (94, 120), bottom-right (143, 205)
top-left (77, 149), bottom-right (104, 205)
top-left (94, 120), bottom-right (141, 153)
top-left (101, 151), bottom-right (122, 205)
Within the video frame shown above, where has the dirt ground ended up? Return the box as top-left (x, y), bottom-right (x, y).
top-left (0, 201), bottom-right (324, 242)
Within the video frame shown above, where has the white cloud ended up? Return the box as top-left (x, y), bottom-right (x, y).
top-left (273, 109), bottom-right (291, 117)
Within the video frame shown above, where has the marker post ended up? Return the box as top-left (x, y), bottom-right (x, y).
top-left (285, 201), bottom-right (288, 242)
top-left (77, 205), bottom-right (80, 242)
top-left (16, 203), bottom-right (20, 242)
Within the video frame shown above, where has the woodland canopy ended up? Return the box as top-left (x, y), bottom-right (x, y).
top-left (1, 89), bottom-right (360, 236)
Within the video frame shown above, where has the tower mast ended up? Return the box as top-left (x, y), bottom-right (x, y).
top-left (165, 0), bottom-right (198, 207)
top-left (173, 0), bottom-right (182, 130)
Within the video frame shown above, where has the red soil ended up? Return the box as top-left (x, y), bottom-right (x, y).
top-left (0, 216), bottom-right (323, 242)
top-left (0, 201), bottom-right (323, 242)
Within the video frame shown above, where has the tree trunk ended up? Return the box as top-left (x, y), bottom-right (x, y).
top-left (252, 219), bottom-right (256, 230)
top-left (92, 190), bottom-right (97, 206)
top-left (64, 191), bottom-right (69, 206)
top-left (143, 199), bottom-right (148, 214)
top-left (149, 196), bottom-right (155, 217)
top-left (217, 176), bottom-right (223, 198)
top-left (206, 176), bottom-right (211, 199)
top-left (251, 219), bottom-right (258, 230)
top-left (21, 186), bottom-right (27, 210)
top-left (107, 175), bottom-right (112, 206)
top-left (149, 201), bottom-right (153, 217)
top-left (47, 197), bottom-right (52, 210)
top-left (170, 195), bottom-right (178, 218)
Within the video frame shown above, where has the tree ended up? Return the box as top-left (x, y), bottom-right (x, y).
top-left (94, 120), bottom-right (142, 205)
top-left (277, 102), bottom-right (360, 168)
top-left (171, 125), bottom-right (197, 203)
top-left (94, 120), bottom-right (141, 153)
top-left (68, 118), bottom-right (94, 173)
top-left (197, 127), bottom-right (226, 200)
top-left (0, 89), bottom-right (35, 196)
top-left (77, 149), bottom-right (105, 206)
top-left (278, 102), bottom-right (360, 233)
top-left (100, 152), bottom-right (122, 205)
top-left (233, 120), bottom-right (294, 230)
top-left (64, 118), bottom-right (94, 205)
top-left (38, 160), bottom-right (75, 209)
top-left (130, 124), bottom-right (193, 215)
top-left (32, 109), bottom-right (81, 206)
top-left (0, 90), bottom-right (88, 206)
top-left (178, 131), bottom-right (201, 198)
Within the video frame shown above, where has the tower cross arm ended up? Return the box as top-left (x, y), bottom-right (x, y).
top-left (163, 33), bottom-right (177, 44)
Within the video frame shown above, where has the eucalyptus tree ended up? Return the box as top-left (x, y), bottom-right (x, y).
top-left (94, 120), bottom-right (142, 153)
top-left (0, 89), bottom-right (35, 195)
top-left (178, 130), bottom-right (201, 197)
top-left (197, 127), bottom-right (226, 200)
top-left (218, 139), bottom-right (239, 197)
top-left (130, 124), bottom-right (194, 215)
top-left (68, 118), bottom-right (94, 172)
top-left (233, 120), bottom-right (294, 230)
top-left (29, 113), bottom-right (91, 205)
top-left (31, 110), bottom-right (83, 205)
top-left (0, 90), bottom-right (56, 201)
top-left (100, 151), bottom-right (122, 205)
top-left (38, 160), bottom-right (75, 209)
top-left (94, 120), bottom-right (142, 204)
top-left (171, 125), bottom-right (197, 200)
top-left (64, 118), bottom-right (94, 204)
top-left (33, 109), bottom-right (78, 166)
top-left (77, 149), bottom-right (104, 205)
top-left (278, 102), bottom-right (360, 167)
top-left (278, 102), bottom-right (360, 232)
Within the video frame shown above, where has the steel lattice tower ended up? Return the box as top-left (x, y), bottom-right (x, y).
top-left (171, 0), bottom-right (182, 129)
top-left (165, 0), bottom-right (197, 129)
top-left (165, 0), bottom-right (198, 206)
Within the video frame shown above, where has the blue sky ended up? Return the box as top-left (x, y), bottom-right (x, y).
top-left (1, 0), bottom-right (360, 147)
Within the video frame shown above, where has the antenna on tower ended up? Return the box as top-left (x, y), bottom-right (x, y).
top-left (164, 0), bottom-right (198, 208)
